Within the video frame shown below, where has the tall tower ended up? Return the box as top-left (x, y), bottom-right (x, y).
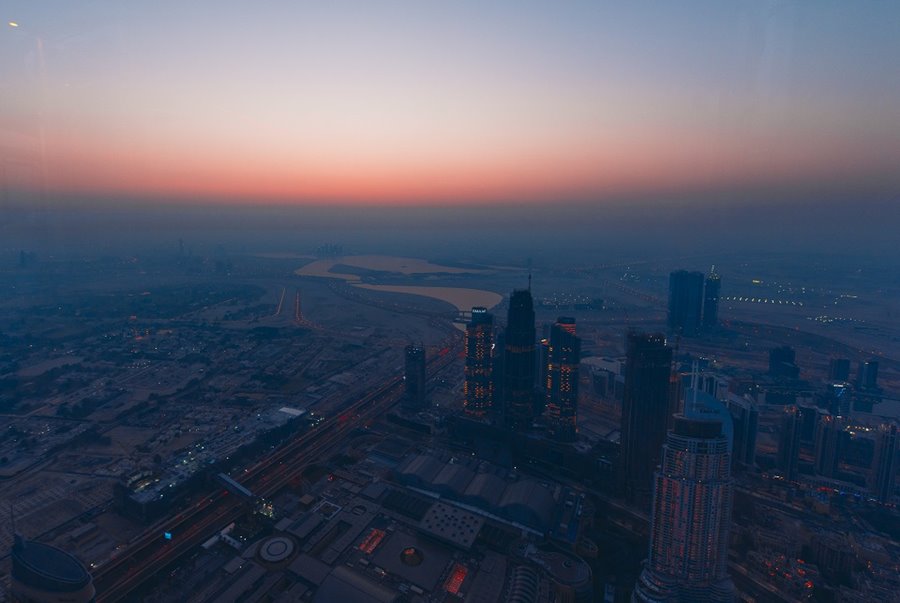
top-left (871, 423), bottom-right (897, 503)
top-left (633, 414), bottom-right (736, 603)
top-left (545, 317), bottom-right (581, 442)
top-left (667, 270), bottom-right (704, 337)
top-left (813, 412), bottom-right (843, 478)
top-left (403, 344), bottom-right (427, 410)
top-left (702, 266), bottom-right (721, 329)
top-left (464, 307), bottom-right (494, 417)
top-left (777, 405), bottom-right (802, 481)
top-left (503, 289), bottom-right (536, 431)
top-left (857, 359), bottom-right (879, 391)
top-left (620, 332), bottom-right (673, 504)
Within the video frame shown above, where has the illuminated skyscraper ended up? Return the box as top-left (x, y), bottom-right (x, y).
top-left (702, 267), bottom-right (721, 329)
top-left (464, 307), bottom-right (494, 417)
top-left (620, 332), bottom-right (673, 503)
top-left (504, 289), bottom-right (536, 431)
top-left (634, 414), bottom-right (736, 603)
top-left (777, 405), bottom-right (802, 481)
top-left (545, 317), bottom-right (581, 441)
top-left (403, 344), bottom-right (427, 410)
top-left (871, 423), bottom-right (897, 503)
top-left (668, 270), bottom-right (704, 337)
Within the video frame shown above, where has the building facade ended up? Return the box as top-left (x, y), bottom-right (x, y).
top-left (633, 415), bottom-right (735, 603)
top-left (464, 307), bottom-right (494, 417)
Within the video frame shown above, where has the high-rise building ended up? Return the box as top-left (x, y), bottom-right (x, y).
top-left (726, 394), bottom-right (758, 470)
top-left (667, 270), bottom-right (704, 337)
top-left (464, 307), bottom-right (494, 417)
top-left (769, 346), bottom-right (800, 379)
top-left (857, 359), bottom-right (879, 391)
top-left (545, 317), bottom-right (581, 441)
top-left (870, 423), bottom-right (897, 503)
top-left (828, 358), bottom-right (851, 382)
top-left (633, 414), bottom-right (736, 603)
top-left (620, 332), bottom-right (673, 503)
top-left (503, 289), bottom-right (537, 431)
top-left (403, 344), bottom-right (427, 410)
top-left (702, 267), bottom-right (721, 329)
top-left (814, 412), bottom-right (844, 478)
top-left (777, 405), bottom-right (802, 481)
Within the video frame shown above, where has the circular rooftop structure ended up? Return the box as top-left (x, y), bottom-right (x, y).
top-left (400, 546), bottom-right (424, 566)
top-left (10, 535), bottom-right (95, 602)
top-left (259, 536), bottom-right (295, 564)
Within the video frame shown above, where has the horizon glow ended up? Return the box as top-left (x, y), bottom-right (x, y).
top-left (2, 2), bottom-right (899, 206)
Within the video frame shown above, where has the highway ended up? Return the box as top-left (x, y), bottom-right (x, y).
top-left (93, 341), bottom-right (459, 602)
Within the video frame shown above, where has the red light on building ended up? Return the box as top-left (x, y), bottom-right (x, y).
top-left (444, 563), bottom-right (468, 594)
top-left (358, 528), bottom-right (386, 554)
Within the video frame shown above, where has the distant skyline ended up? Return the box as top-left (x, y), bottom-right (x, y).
top-left (2, 2), bottom-right (900, 207)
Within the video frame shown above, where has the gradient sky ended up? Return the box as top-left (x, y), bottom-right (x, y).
top-left (2, 1), bottom-right (899, 206)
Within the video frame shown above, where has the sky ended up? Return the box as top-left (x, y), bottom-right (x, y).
top-left (2, 1), bottom-right (900, 208)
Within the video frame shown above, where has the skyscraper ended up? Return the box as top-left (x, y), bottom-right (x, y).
top-left (857, 359), bottom-right (879, 391)
top-left (667, 270), bottom-right (704, 337)
top-left (777, 405), bottom-right (802, 481)
top-left (403, 344), bottom-right (427, 410)
top-left (464, 307), bottom-right (494, 417)
top-left (620, 332), bottom-right (673, 503)
top-left (503, 289), bottom-right (537, 431)
top-left (633, 414), bottom-right (736, 603)
top-left (828, 358), bottom-right (851, 382)
top-left (545, 317), bottom-right (581, 442)
top-left (814, 412), bottom-right (844, 478)
top-left (726, 394), bottom-right (758, 470)
top-left (769, 345), bottom-right (800, 379)
top-left (871, 423), bottom-right (897, 503)
top-left (702, 267), bottom-right (721, 329)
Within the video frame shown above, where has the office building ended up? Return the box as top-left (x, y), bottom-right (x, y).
top-left (620, 332), bottom-right (673, 503)
top-left (503, 289), bottom-right (537, 431)
top-left (667, 270), bottom-right (704, 337)
top-left (545, 317), bottom-right (581, 442)
top-left (633, 414), bottom-right (736, 603)
top-left (726, 394), bottom-right (758, 470)
top-left (871, 423), bottom-right (897, 503)
top-left (464, 307), bottom-right (494, 417)
top-left (769, 346), bottom-right (800, 380)
top-left (814, 412), bottom-right (844, 478)
top-left (857, 359), bottom-right (879, 391)
top-left (828, 358), bottom-right (851, 382)
top-left (777, 405), bottom-right (802, 481)
top-left (403, 344), bottom-right (427, 410)
top-left (702, 267), bottom-right (721, 329)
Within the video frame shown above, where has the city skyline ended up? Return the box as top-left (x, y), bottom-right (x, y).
top-left (3, 2), bottom-right (900, 207)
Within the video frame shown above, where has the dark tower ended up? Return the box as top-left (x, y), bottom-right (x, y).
top-left (403, 345), bottom-right (427, 410)
top-left (464, 307), bottom-right (494, 417)
top-left (813, 412), bottom-right (843, 478)
top-left (777, 405), bottom-right (802, 481)
top-left (769, 346), bottom-right (799, 379)
top-left (871, 423), bottom-right (897, 503)
top-left (857, 359), bottom-right (879, 391)
top-left (545, 317), bottom-right (581, 441)
top-left (668, 270), bottom-right (704, 337)
top-left (620, 332), bottom-right (673, 504)
top-left (702, 266), bottom-right (720, 329)
top-left (828, 358), bottom-right (851, 382)
top-left (503, 289), bottom-right (536, 431)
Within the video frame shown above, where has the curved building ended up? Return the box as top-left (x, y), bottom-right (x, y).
top-left (10, 535), bottom-right (96, 603)
top-left (633, 415), bottom-right (735, 603)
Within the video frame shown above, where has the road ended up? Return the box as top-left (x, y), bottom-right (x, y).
top-left (93, 340), bottom-right (459, 602)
